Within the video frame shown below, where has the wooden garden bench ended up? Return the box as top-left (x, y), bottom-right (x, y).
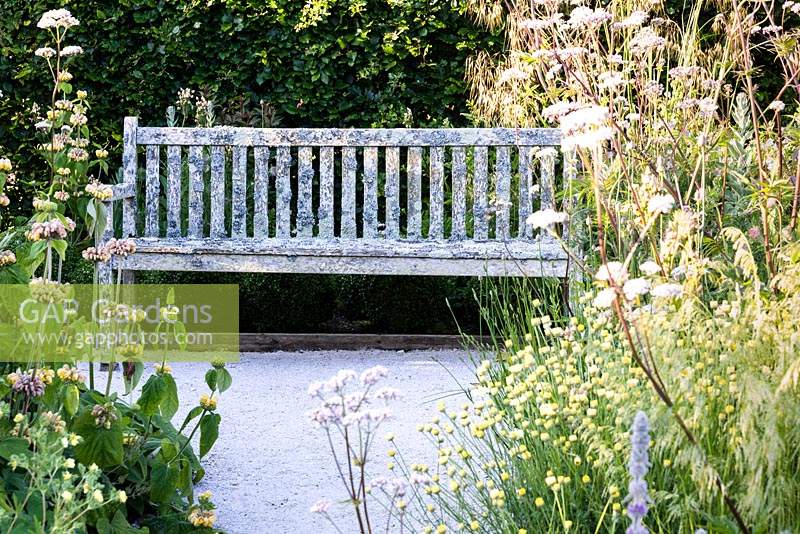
top-left (98, 117), bottom-right (576, 282)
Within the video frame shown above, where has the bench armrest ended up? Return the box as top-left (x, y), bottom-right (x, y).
top-left (110, 182), bottom-right (136, 201)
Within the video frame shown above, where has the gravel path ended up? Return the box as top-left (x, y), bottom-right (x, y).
top-left (109, 350), bottom-right (476, 533)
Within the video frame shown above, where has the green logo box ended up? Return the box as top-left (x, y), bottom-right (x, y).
top-left (0, 284), bottom-right (239, 363)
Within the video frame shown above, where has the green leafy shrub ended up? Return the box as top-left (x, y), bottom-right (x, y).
top-left (0, 10), bottom-right (229, 531)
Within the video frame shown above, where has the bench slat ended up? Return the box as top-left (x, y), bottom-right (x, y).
top-left (232, 146), bottom-right (248, 238)
top-left (137, 127), bottom-right (561, 147)
top-left (406, 147), bottom-right (422, 239)
top-left (428, 146), bottom-right (444, 239)
top-left (495, 146), bottom-right (511, 240)
top-left (540, 149), bottom-right (556, 234)
top-left (451, 147), bottom-right (467, 239)
top-left (318, 147), bottom-right (335, 238)
top-left (385, 147), bottom-right (400, 239)
top-left (145, 145), bottom-right (160, 237)
top-left (210, 146), bottom-right (226, 238)
top-left (363, 147), bottom-right (379, 238)
top-left (518, 146), bottom-right (532, 238)
top-left (122, 117), bottom-right (138, 238)
top-left (341, 147), bottom-right (357, 238)
top-left (188, 146), bottom-right (205, 238)
top-left (121, 237), bottom-right (569, 278)
top-left (473, 146), bottom-right (488, 240)
top-left (253, 147), bottom-right (270, 237)
top-left (297, 147), bottom-right (314, 237)
top-left (276, 146), bottom-right (292, 238)
top-left (539, 150), bottom-right (557, 239)
top-left (166, 146), bottom-right (182, 238)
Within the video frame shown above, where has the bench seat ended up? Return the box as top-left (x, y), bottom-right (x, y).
top-left (116, 237), bottom-right (569, 277)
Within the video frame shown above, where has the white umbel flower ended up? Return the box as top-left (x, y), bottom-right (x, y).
top-left (37, 9), bottom-right (79, 29)
top-left (559, 105), bottom-right (613, 150)
top-left (526, 209), bottom-right (568, 230)
top-left (35, 47), bottom-right (57, 58)
top-left (647, 194), bottom-right (674, 214)
top-left (639, 260), bottom-right (661, 276)
top-left (623, 278), bottom-right (650, 300)
top-left (595, 261), bottom-right (628, 284)
top-left (651, 283), bottom-right (683, 298)
top-left (593, 288), bottom-right (617, 308)
top-left (60, 46), bottom-right (84, 57)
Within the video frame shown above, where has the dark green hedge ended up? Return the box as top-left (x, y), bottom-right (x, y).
top-left (1, 0), bottom-right (499, 171)
top-left (2, 0), bottom-right (499, 334)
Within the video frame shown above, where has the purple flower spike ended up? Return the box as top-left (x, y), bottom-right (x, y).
top-left (625, 411), bottom-right (651, 534)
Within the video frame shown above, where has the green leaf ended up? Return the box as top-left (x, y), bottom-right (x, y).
top-left (0, 438), bottom-right (29, 459)
top-left (96, 510), bottom-right (150, 534)
top-left (199, 413), bottom-right (220, 458)
top-left (72, 411), bottom-right (124, 468)
top-left (204, 368), bottom-right (217, 391)
top-left (216, 368), bottom-right (232, 393)
top-left (179, 406), bottom-right (203, 433)
top-left (149, 460), bottom-right (180, 504)
top-left (176, 458), bottom-right (192, 494)
top-left (159, 437), bottom-right (178, 461)
top-left (138, 374), bottom-right (167, 416)
top-left (63, 384), bottom-right (80, 417)
top-left (160, 374), bottom-right (179, 420)
top-left (123, 362), bottom-right (145, 395)
top-left (51, 239), bottom-right (68, 261)
top-left (28, 240), bottom-right (47, 260)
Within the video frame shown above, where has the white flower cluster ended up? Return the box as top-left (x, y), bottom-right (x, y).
top-left (307, 366), bottom-right (398, 430)
top-left (559, 105), bottom-right (614, 150)
top-left (37, 9), bottom-right (79, 29)
top-left (526, 209), bottom-right (568, 230)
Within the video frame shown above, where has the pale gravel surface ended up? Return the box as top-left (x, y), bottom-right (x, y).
top-left (104, 350), bottom-right (475, 534)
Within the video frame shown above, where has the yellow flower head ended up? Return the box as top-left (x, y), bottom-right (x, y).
top-left (199, 393), bottom-right (217, 411)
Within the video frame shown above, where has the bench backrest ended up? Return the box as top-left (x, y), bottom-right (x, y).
top-left (112, 117), bottom-right (575, 244)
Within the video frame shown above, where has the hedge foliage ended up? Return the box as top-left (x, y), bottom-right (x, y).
top-left (1, 0), bottom-right (499, 334)
top-left (0, 0), bottom-right (499, 170)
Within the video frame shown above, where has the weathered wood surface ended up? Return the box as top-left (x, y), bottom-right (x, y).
top-left (121, 252), bottom-right (567, 278)
top-left (253, 146), bottom-right (270, 237)
top-left (473, 146), bottom-right (489, 240)
top-left (231, 146), bottom-right (248, 238)
top-left (495, 146), bottom-right (511, 240)
top-left (318, 146), bottom-right (335, 238)
top-left (384, 147), bottom-right (400, 239)
top-left (127, 237), bottom-right (567, 259)
top-left (406, 147), bottom-right (422, 239)
top-left (210, 146), bottom-right (226, 238)
top-left (428, 146), bottom-right (444, 239)
top-left (166, 145), bottom-right (182, 238)
top-left (539, 149), bottom-right (557, 239)
top-left (297, 147), bottom-right (314, 237)
top-left (275, 146), bottom-right (291, 238)
top-left (111, 182), bottom-right (136, 200)
top-left (111, 117), bottom-right (571, 280)
top-left (145, 145), bottom-right (160, 237)
top-left (341, 147), bottom-right (357, 238)
top-left (138, 126), bottom-right (561, 147)
top-left (187, 146), bottom-right (205, 238)
top-left (121, 117), bottom-right (138, 238)
top-left (363, 147), bottom-right (379, 238)
top-left (118, 237), bottom-right (568, 278)
top-left (518, 146), bottom-right (532, 238)
top-left (451, 146), bottom-right (467, 240)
